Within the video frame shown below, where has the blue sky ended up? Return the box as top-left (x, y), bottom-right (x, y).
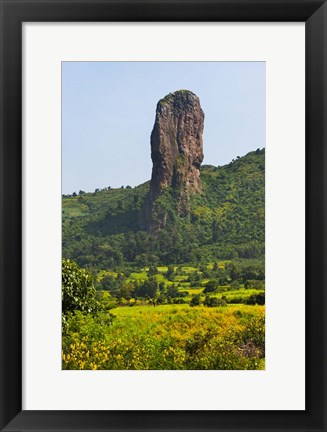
top-left (62, 62), bottom-right (265, 194)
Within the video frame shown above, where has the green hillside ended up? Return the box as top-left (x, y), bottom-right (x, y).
top-left (62, 148), bottom-right (265, 370)
top-left (62, 148), bottom-right (264, 271)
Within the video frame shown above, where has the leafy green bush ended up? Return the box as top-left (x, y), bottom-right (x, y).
top-left (190, 294), bottom-right (201, 306)
top-left (62, 259), bottom-right (101, 316)
top-left (244, 292), bottom-right (265, 305)
top-left (203, 296), bottom-right (226, 307)
top-left (203, 279), bottom-right (218, 293)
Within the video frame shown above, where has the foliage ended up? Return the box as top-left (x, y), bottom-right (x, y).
top-left (203, 280), bottom-right (218, 293)
top-left (62, 148), bottom-right (266, 370)
top-left (148, 265), bottom-right (158, 276)
top-left (62, 304), bottom-right (265, 370)
top-left (62, 149), bottom-right (265, 269)
top-left (62, 259), bottom-right (101, 316)
top-left (203, 295), bottom-right (226, 307)
top-left (190, 294), bottom-right (201, 307)
top-left (133, 277), bottom-right (158, 300)
top-left (244, 292), bottom-right (265, 305)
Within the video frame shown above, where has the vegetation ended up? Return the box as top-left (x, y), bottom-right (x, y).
top-left (62, 259), bottom-right (100, 316)
top-left (62, 149), bottom-right (265, 370)
top-left (63, 304), bottom-right (265, 370)
top-left (63, 149), bottom-right (264, 269)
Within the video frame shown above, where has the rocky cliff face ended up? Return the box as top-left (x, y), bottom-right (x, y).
top-left (145, 90), bottom-right (204, 229)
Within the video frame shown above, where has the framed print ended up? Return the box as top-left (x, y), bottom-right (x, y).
top-left (0, 0), bottom-right (326, 431)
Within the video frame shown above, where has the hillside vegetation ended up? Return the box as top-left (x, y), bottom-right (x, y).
top-left (63, 148), bottom-right (264, 269)
top-left (62, 148), bottom-right (265, 370)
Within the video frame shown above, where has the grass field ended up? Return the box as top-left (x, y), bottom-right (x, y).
top-left (62, 303), bottom-right (265, 370)
top-left (62, 258), bottom-right (265, 370)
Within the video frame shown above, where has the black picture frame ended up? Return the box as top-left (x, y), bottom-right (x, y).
top-left (1, 0), bottom-right (326, 431)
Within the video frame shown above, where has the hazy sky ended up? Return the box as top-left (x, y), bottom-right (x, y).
top-left (62, 62), bottom-right (265, 194)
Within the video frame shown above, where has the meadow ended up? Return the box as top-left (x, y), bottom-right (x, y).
top-left (62, 303), bottom-right (264, 370)
top-left (62, 260), bottom-right (265, 370)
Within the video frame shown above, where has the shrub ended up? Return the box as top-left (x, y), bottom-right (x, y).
top-left (203, 296), bottom-right (226, 307)
top-left (62, 259), bottom-right (101, 316)
top-left (190, 294), bottom-right (201, 307)
top-left (244, 293), bottom-right (265, 305)
top-left (230, 280), bottom-right (240, 290)
top-left (244, 280), bottom-right (265, 290)
top-left (203, 279), bottom-right (218, 293)
top-left (148, 265), bottom-right (158, 276)
top-left (166, 284), bottom-right (180, 298)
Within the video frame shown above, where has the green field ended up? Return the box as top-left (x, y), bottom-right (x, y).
top-left (62, 303), bottom-right (265, 370)
top-left (62, 256), bottom-right (265, 370)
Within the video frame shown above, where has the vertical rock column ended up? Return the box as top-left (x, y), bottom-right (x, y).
top-left (146, 90), bottom-right (204, 227)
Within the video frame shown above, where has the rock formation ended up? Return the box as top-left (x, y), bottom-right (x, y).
top-left (145, 90), bottom-right (204, 229)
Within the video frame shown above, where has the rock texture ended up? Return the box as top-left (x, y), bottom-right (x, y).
top-left (150, 90), bottom-right (204, 200)
top-left (145, 90), bottom-right (204, 228)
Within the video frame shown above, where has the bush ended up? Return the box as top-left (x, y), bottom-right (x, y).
top-left (172, 298), bottom-right (186, 304)
top-left (62, 259), bottom-right (101, 316)
top-left (148, 265), bottom-right (158, 276)
top-left (203, 279), bottom-right (218, 293)
top-left (166, 265), bottom-right (175, 281)
top-left (166, 284), bottom-right (181, 298)
top-left (230, 280), bottom-right (240, 290)
top-left (244, 280), bottom-right (265, 290)
top-left (244, 293), bottom-right (265, 305)
top-left (203, 296), bottom-right (226, 307)
top-left (190, 294), bottom-right (201, 307)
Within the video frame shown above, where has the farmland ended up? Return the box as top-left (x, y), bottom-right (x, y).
top-left (62, 303), bottom-right (265, 370)
top-left (62, 260), bottom-right (265, 370)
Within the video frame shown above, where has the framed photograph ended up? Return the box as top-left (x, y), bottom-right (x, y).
top-left (0, 0), bottom-right (326, 431)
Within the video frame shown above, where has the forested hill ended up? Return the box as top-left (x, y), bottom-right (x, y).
top-left (62, 148), bottom-right (265, 271)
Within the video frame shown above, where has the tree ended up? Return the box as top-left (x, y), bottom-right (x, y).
top-left (190, 294), bottom-right (201, 307)
top-left (166, 284), bottom-right (180, 298)
top-left (100, 274), bottom-right (121, 295)
top-left (166, 265), bottom-right (175, 281)
top-left (244, 280), bottom-right (265, 290)
top-left (241, 266), bottom-right (264, 281)
top-left (188, 271), bottom-right (203, 286)
top-left (62, 259), bottom-right (100, 316)
top-left (135, 253), bottom-right (148, 267)
top-left (203, 295), bottom-right (219, 307)
top-left (148, 265), bottom-right (158, 276)
top-left (203, 279), bottom-right (218, 294)
top-left (230, 280), bottom-right (240, 290)
top-left (225, 262), bottom-right (241, 280)
top-left (245, 292), bottom-right (265, 305)
top-left (203, 296), bottom-right (226, 307)
top-left (133, 277), bottom-right (158, 302)
top-left (118, 283), bottom-right (134, 300)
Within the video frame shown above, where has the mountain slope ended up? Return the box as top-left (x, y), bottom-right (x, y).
top-left (62, 148), bottom-right (264, 269)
